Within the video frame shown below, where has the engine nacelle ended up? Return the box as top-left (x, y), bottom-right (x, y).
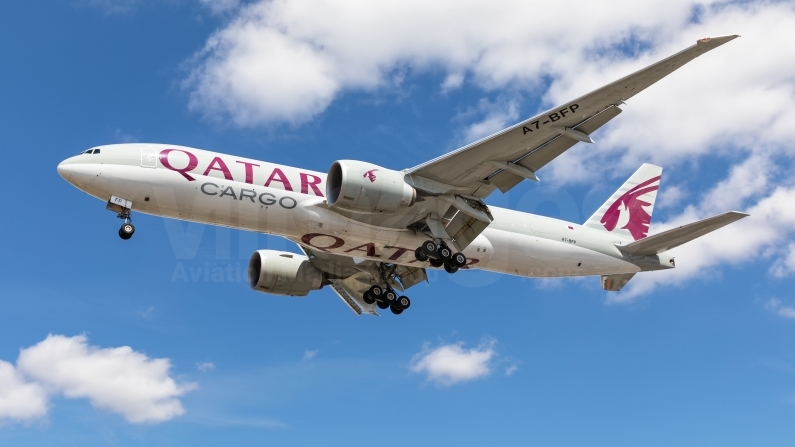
top-left (248, 250), bottom-right (324, 297)
top-left (326, 160), bottom-right (416, 213)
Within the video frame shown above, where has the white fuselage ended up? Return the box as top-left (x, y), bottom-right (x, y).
top-left (58, 144), bottom-right (664, 278)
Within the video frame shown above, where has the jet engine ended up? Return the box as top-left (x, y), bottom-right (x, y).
top-left (326, 160), bottom-right (416, 213)
top-left (248, 250), bottom-right (324, 296)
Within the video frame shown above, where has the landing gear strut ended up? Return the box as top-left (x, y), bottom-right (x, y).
top-left (414, 240), bottom-right (466, 274)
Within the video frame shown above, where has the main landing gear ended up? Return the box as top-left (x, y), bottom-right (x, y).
top-left (413, 240), bottom-right (466, 274)
top-left (362, 285), bottom-right (411, 315)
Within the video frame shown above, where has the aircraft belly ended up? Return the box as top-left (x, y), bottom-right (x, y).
top-left (481, 228), bottom-right (638, 277)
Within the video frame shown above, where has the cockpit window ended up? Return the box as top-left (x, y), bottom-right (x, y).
top-left (82, 149), bottom-right (93, 154)
top-left (93, 149), bottom-right (100, 154)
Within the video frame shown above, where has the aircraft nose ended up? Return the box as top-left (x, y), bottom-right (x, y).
top-left (57, 159), bottom-right (73, 181)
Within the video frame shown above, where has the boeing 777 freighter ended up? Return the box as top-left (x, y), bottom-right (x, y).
top-left (58, 36), bottom-right (746, 316)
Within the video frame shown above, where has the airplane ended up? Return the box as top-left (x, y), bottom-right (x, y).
top-left (57, 35), bottom-right (747, 316)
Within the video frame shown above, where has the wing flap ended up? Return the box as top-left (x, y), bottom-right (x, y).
top-left (601, 273), bottom-right (635, 291)
top-left (487, 105), bottom-right (623, 193)
top-left (618, 211), bottom-right (748, 256)
top-left (489, 170), bottom-right (525, 193)
top-left (518, 105), bottom-right (623, 173)
top-left (513, 136), bottom-right (575, 175)
top-left (394, 265), bottom-right (427, 290)
top-left (329, 274), bottom-right (379, 316)
top-left (444, 209), bottom-right (492, 251)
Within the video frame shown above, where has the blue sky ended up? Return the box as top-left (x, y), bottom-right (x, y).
top-left (2, 1), bottom-right (795, 445)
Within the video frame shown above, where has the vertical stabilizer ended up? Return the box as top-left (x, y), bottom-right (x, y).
top-left (585, 164), bottom-right (662, 241)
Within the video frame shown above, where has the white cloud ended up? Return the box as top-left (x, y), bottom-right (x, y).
top-left (197, 0), bottom-right (240, 15)
top-left (137, 305), bottom-right (155, 320)
top-left (547, 3), bottom-right (795, 183)
top-left (700, 155), bottom-right (774, 211)
top-left (655, 184), bottom-right (687, 210)
top-left (613, 166), bottom-right (795, 300)
top-left (765, 298), bottom-right (795, 319)
top-left (504, 365), bottom-right (519, 376)
top-left (113, 127), bottom-right (139, 144)
top-left (0, 335), bottom-right (195, 424)
top-left (410, 340), bottom-right (496, 386)
top-left (186, 0), bottom-right (681, 125)
top-left (185, 0), bottom-right (795, 135)
top-left (82, 0), bottom-right (140, 15)
top-left (84, 0), bottom-right (241, 17)
top-left (457, 97), bottom-right (521, 145)
top-left (302, 350), bottom-right (318, 361)
top-left (0, 361), bottom-right (48, 422)
top-left (771, 243), bottom-right (795, 278)
top-left (197, 362), bottom-right (216, 372)
top-left (441, 72), bottom-right (465, 92)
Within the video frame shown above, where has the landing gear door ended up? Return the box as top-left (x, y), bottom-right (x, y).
top-left (141, 145), bottom-right (158, 168)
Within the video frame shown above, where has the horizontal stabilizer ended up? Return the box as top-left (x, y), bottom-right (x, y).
top-left (617, 211), bottom-right (749, 256)
top-left (602, 273), bottom-right (635, 291)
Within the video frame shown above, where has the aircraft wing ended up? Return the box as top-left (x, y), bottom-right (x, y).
top-left (406, 36), bottom-right (738, 198)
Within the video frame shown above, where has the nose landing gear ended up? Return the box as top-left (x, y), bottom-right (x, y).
top-left (118, 220), bottom-right (135, 240)
top-left (107, 195), bottom-right (136, 240)
top-left (414, 240), bottom-right (467, 273)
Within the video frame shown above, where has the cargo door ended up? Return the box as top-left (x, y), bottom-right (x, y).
top-left (141, 145), bottom-right (158, 168)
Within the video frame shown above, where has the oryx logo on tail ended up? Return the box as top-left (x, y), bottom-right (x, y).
top-left (363, 169), bottom-right (378, 182)
top-left (601, 176), bottom-right (661, 240)
top-left (583, 163), bottom-right (663, 241)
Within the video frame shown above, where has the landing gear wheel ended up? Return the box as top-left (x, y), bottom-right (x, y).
top-left (368, 285), bottom-right (383, 299)
top-left (444, 262), bottom-right (459, 274)
top-left (119, 223), bottom-right (135, 240)
top-left (377, 300), bottom-right (390, 309)
top-left (363, 292), bottom-right (375, 305)
top-left (422, 240), bottom-right (437, 257)
top-left (429, 258), bottom-right (443, 268)
top-left (437, 246), bottom-right (452, 262)
top-left (414, 247), bottom-right (429, 262)
top-left (390, 304), bottom-right (404, 315)
top-left (383, 289), bottom-right (397, 304)
top-left (398, 296), bottom-right (411, 309)
top-left (452, 252), bottom-right (467, 267)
